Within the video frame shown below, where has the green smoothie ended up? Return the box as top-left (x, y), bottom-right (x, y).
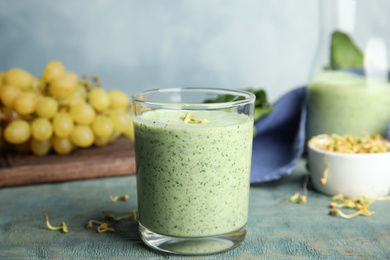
top-left (306, 71), bottom-right (390, 140)
top-left (134, 109), bottom-right (253, 238)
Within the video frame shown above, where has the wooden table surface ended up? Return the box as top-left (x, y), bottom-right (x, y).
top-left (1, 159), bottom-right (389, 259)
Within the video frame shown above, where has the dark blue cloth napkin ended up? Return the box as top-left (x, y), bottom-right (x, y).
top-left (250, 87), bottom-right (307, 183)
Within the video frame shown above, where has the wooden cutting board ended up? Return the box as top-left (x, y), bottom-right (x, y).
top-left (0, 136), bottom-right (136, 188)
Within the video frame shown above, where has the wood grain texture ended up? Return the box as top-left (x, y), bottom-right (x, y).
top-left (0, 136), bottom-right (136, 188)
top-left (0, 160), bottom-right (389, 259)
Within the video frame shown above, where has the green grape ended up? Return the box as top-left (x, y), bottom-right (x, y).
top-left (4, 119), bottom-right (31, 144)
top-left (1, 64), bottom-right (134, 155)
top-left (13, 91), bottom-right (38, 115)
top-left (0, 85), bottom-right (22, 108)
top-left (59, 95), bottom-right (85, 108)
top-left (52, 111), bottom-right (74, 138)
top-left (121, 115), bottom-right (134, 139)
top-left (70, 125), bottom-right (94, 147)
top-left (108, 90), bottom-right (129, 109)
top-left (70, 103), bottom-right (96, 125)
top-left (88, 88), bottom-right (110, 112)
top-left (91, 115), bottom-right (114, 137)
top-left (94, 135), bottom-right (111, 147)
top-left (3, 68), bottom-right (33, 91)
top-left (49, 71), bottom-right (78, 99)
top-left (110, 130), bottom-right (121, 141)
top-left (51, 135), bottom-right (73, 155)
top-left (31, 117), bottom-right (53, 141)
top-left (30, 77), bottom-right (46, 94)
top-left (95, 130), bottom-right (120, 146)
top-left (73, 84), bottom-right (87, 99)
top-left (109, 110), bottom-right (134, 139)
top-left (42, 60), bottom-right (65, 83)
top-left (30, 138), bottom-right (51, 156)
top-left (36, 96), bottom-right (58, 119)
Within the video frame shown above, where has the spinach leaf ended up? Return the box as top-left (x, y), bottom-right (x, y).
top-left (204, 88), bottom-right (273, 122)
top-left (329, 30), bottom-right (364, 70)
top-left (247, 88), bottom-right (273, 121)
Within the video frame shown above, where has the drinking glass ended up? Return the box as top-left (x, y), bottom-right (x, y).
top-left (131, 88), bottom-right (255, 255)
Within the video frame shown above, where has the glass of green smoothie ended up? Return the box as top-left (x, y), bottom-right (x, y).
top-left (131, 88), bottom-right (255, 255)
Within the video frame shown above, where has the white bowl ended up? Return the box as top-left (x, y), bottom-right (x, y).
top-left (308, 135), bottom-right (390, 198)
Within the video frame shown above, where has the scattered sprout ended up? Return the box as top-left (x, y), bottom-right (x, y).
top-left (85, 219), bottom-right (118, 233)
top-left (329, 209), bottom-right (364, 218)
top-left (97, 222), bottom-right (118, 233)
top-left (289, 175), bottom-right (309, 204)
top-left (86, 220), bottom-right (105, 229)
top-left (109, 193), bottom-right (129, 203)
top-left (332, 193), bottom-right (345, 201)
top-left (180, 112), bottom-right (209, 124)
top-left (104, 210), bottom-right (137, 222)
top-left (320, 164), bottom-right (329, 185)
top-left (289, 176), bottom-right (390, 219)
top-left (290, 192), bottom-right (300, 203)
top-left (298, 195), bottom-right (307, 204)
top-left (289, 192), bottom-right (307, 204)
top-left (86, 211), bottom-right (137, 233)
top-left (328, 195), bottom-right (382, 219)
top-left (44, 211), bottom-right (68, 233)
top-left (44, 192), bottom-right (137, 234)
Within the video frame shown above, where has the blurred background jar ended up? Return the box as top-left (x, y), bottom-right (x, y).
top-left (306, 0), bottom-right (390, 140)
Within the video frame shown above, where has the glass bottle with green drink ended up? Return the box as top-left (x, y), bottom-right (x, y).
top-left (306, 0), bottom-right (390, 140)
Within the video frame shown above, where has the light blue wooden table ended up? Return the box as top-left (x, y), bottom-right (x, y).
top-left (1, 160), bottom-right (389, 259)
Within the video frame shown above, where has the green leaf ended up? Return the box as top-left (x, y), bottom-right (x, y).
top-left (246, 88), bottom-right (273, 121)
top-left (330, 30), bottom-right (364, 70)
top-left (203, 88), bottom-right (273, 122)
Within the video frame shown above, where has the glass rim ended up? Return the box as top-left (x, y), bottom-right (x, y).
top-left (131, 87), bottom-right (256, 109)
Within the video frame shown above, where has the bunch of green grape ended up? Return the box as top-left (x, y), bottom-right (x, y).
top-left (0, 61), bottom-right (134, 156)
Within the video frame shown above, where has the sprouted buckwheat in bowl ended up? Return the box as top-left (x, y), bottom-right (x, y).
top-left (307, 134), bottom-right (390, 198)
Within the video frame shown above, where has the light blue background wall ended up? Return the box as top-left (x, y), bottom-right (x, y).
top-left (0, 0), bottom-right (388, 102)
